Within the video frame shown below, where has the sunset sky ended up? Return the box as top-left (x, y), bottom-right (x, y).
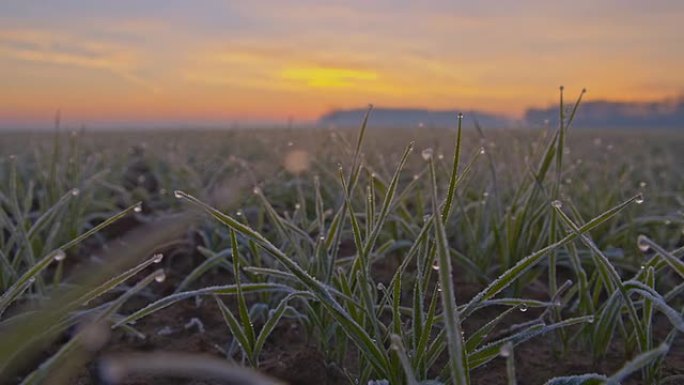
top-left (1, 0), bottom-right (683, 128)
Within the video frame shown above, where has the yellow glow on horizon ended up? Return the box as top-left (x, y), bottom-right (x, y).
top-left (281, 67), bottom-right (378, 88)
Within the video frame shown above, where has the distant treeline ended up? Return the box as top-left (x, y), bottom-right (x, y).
top-left (525, 96), bottom-right (684, 129)
top-left (319, 97), bottom-right (684, 129)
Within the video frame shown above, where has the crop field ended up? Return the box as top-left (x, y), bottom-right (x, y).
top-left (0, 103), bottom-right (683, 385)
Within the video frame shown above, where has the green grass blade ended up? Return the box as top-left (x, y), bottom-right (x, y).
top-left (214, 295), bottom-right (253, 361)
top-left (464, 194), bottom-right (641, 315)
top-left (115, 283), bottom-right (292, 327)
top-left (441, 113), bottom-right (463, 220)
top-left (637, 235), bottom-right (684, 279)
top-left (606, 343), bottom-right (669, 385)
top-left (174, 191), bottom-right (391, 376)
top-left (430, 157), bottom-right (468, 385)
top-left (230, 230), bottom-right (257, 353)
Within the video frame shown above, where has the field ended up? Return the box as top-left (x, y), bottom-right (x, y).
top-left (1, 105), bottom-right (683, 385)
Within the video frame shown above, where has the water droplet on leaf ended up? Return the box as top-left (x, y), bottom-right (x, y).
top-left (635, 193), bottom-right (644, 205)
top-left (155, 271), bottom-right (166, 283)
top-left (152, 253), bottom-right (164, 263)
top-left (54, 249), bottom-right (66, 261)
top-left (499, 343), bottom-right (512, 357)
top-left (637, 235), bottom-right (650, 252)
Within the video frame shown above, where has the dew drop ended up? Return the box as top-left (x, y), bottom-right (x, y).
top-left (639, 181), bottom-right (647, 188)
top-left (155, 271), bottom-right (166, 283)
top-left (587, 316), bottom-right (594, 324)
top-left (53, 249), bottom-right (66, 261)
top-left (421, 148), bottom-right (433, 161)
top-left (133, 203), bottom-right (142, 213)
top-left (458, 112), bottom-right (464, 120)
top-left (431, 259), bottom-right (440, 271)
top-left (152, 253), bottom-right (164, 263)
top-left (173, 190), bottom-right (184, 199)
top-left (71, 188), bottom-right (80, 196)
top-left (635, 193), bottom-right (644, 205)
top-left (551, 200), bottom-right (563, 209)
top-left (236, 210), bottom-right (243, 217)
top-left (519, 303), bottom-right (528, 312)
top-left (413, 174), bottom-right (419, 181)
top-left (253, 186), bottom-right (262, 195)
top-left (287, 141), bottom-right (294, 147)
top-left (294, 203), bottom-right (301, 210)
top-left (319, 235), bottom-right (326, 242)
top-left (499, 343), bottom-right (512, 357)
top-left (479, 147), bottom-right (486, 155)
top-left (376, 282), bottom-right (385, 291)
top-left (637, 235), bottom-right (650, 252)
top-left (438, 153), bottom-right (444, 160)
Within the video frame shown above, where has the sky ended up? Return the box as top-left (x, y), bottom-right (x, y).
top-left (1, 0), bottom-right (683, 128)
